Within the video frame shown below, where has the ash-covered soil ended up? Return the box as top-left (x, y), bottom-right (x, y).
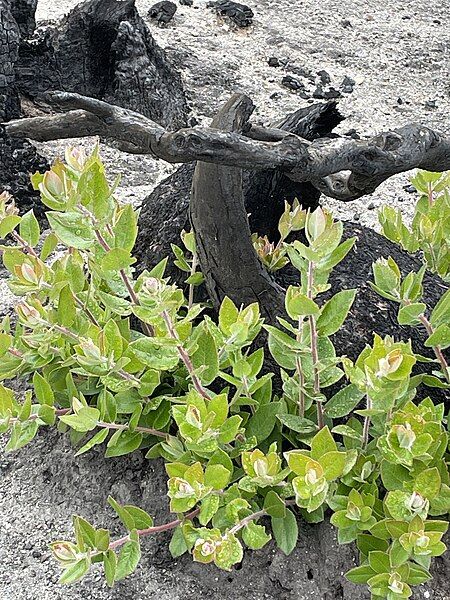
top-left (1, 1), bottom-right (449, 599)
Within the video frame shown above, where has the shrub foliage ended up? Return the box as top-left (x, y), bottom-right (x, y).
top-left (0, 148), bottom-right (449, 598)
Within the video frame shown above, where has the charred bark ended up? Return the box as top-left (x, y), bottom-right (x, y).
top-left (9, 0), bottom-right (37, 38)
top-left (0, 0), bottom-right (48, 219)
top-left (5, 91), bottom-right (450, 202)
top-left (190, 94), bottom-right (286, 321)
top-left (0, 0), bottom-right (20, 121)
top-left (133, 100), bottom-right (343, 278)
top-left (15, 0), bottom-right (188, 128)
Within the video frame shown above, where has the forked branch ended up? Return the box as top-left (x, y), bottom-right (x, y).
top-left (3, 91), bottom-right (450, 201)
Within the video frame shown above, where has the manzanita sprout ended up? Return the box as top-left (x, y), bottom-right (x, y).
top-left (0, 149), bottom-right (448, 598)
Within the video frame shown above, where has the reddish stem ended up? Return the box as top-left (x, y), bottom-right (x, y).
top-left (108, 508), bottom-right (200, 550)
top-left (161, 310), bottom-right (211, 400)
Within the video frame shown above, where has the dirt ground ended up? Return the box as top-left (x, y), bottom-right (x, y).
top-left (1, 0), bottom-right (449, 599)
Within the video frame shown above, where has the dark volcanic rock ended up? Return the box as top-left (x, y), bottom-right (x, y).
top-left (208, 0), bottom-right (254, 28)
top-left (9, 0), bottom-right (37, 37)
top-left (317, 69), bottom-right (331, 84)
top-left (148, 1), bottom-right (177, 24)
top-left (0, 128), bottom-right (49, 222)
top-left (0, 0), bottom-right (20, 121)
top-left (15, 0), bottom-right (188, 129)
top-left (179, 0), bottom-right (193, 5)
top-left (281, 75), bottom-right (304, 91)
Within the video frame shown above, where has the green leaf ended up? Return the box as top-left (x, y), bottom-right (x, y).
top-left (208, 448), bottom-right (234, 475)
top-left (415, 467), bottom-right (441, 500)
top-left (356, 534), bottom-right (389, 556)
top-left (58, 284), bottom-right (76, 327)
top-left (204, 464), bottom-right (231, 490)
top-left (75, 428), bottom-right (109, 456)
top-left (345, 564), bottom-right (376, 584)
top-left (104, 550), bottom-right (117, 587)
top-left (219, 296), bottom-right (239, 335)
top-left (398, 303), bottom-right (426, 326)
top-left (199, 495), bottom-right (220, 526)
top-left (59, 558), bottom-right (90, 584)
top-left (105, 430), bottom-right (143, 457)
top-left (169, 526), bottom-right (188, 557)
top-left (317, 289), bottom-right (357, 336)
top-left (368, 550), bottom-right (391, 574)
top-left (74, 515), bottom-right (96, 548)
top-left (123, 506), bottom-right (153, 529)
top-left (33, 372), bottom-right (55, 406)
top-left (5, 420), bottom-right (39, 451)
top-left (425, 324), bottom-right (450, 349)
top-left (325, 384), bottom-right (364, 418)
top-left (130, 338), bottom-right (179, 370)
top-left (285, 287), bottom-right (320, 319)
top-left (95, 529), bottom-right (110, 552)
top-left (430, 288), bottom-right (450, 328)
top-left (0, 332), bottom-right (11, 358)
top-left (59, 407), bottom-right (100, 433)
top-left (246, 402), bottom-right (282, 442)
top-left (101, 248), bottom-right (135, 271)
top-left (114, 204), bottom-right (138, 252)
top-left (191, 327), bottom-right (219, 385)
top-left (271, 509), bottom-right (298, 555)
top-left (381, 461), bottom-right (411, 491)
top-left (40, 232), bottom-right (58, 261)
top-left (277, 414), bottom-right (317, 434)
top-left (0, 215), bottom-right (21, 238)
top-left (47, 211), bottom-right (95, 249)
top-left (242, 522), bottom-right (271, 550)
top-left (115, 539), bottom-right (140, 581)
top-left (19, 210), bottom-right (40, 247)
top-left (320, 451), bottom-right (347, 481)
top-left (108, 497), bottom-right (135, 530)
top-left (310, 426), bottom-right (337, 460)
top-left (264, 491), bottom-right (286, 518)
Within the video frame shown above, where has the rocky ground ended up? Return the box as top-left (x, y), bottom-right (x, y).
top-left (1, 1), bottom-right (449, 599)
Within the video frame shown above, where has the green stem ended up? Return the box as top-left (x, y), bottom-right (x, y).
top-left (96, 420), bottom-right (167, 439)
top-left (307, 261), bottom-right (324, 429)
top-left (362, 395), bottom-right (372, 448)
top-left (296, 318), bottom-right (305, 417)
top-left (418, 313), bottom-right (450, 384)
top-left (188, 252), bottom-right (198, 310)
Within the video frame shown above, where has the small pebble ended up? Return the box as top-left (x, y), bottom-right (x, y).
top-left (179, 0), bottom-right (193, 5)
top-left (341, 75), bottom-right (355, 93)
top-left (341, 18), bottom-right (352, 28)
top-left (424, 99), bottom-right (437, 110)
top-left (317, 69), bottom-right (331, 84)
top-left (368, 202), bottom-right (376, 210)
top-left (268, 57), bottom-right (280, 67)
top-left (353, 213), bottom-right (360, 221)
top-left (282, 75), bottom-right (305, 91)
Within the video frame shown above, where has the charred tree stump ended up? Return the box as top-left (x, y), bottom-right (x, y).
top-left (190, 94), bottom-right (286, 321)
top-left (0, 0), bottom-right (20, 121)
top-left (134, 100), bottom-right (343, 280)
top-left (0, 0), bottom-right (48, 219)
top-left (10, 0), bottom-right (37, 38)
top-left (15, 0), bottom-right (189, 128)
